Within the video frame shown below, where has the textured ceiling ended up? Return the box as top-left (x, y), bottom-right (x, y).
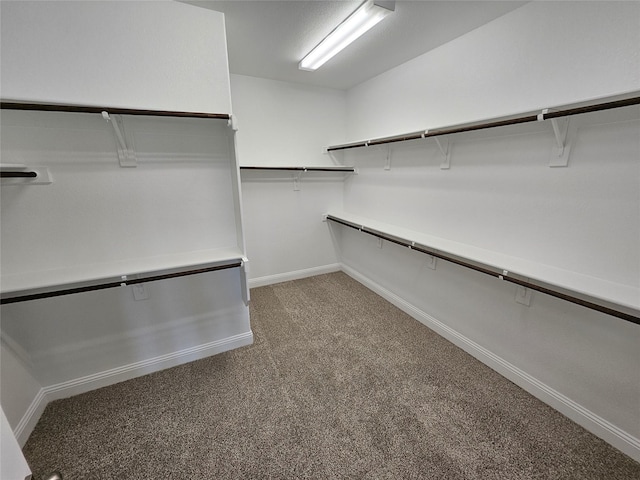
top-left (184, 1), bottom-right (526, 90)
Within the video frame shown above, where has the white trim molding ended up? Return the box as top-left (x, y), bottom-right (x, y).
top-left (248, 263), bottom-right (341, 289)
top-left (15, 331), bottom-right (253, 446)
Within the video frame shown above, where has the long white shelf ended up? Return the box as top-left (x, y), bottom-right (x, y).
top-left (0, 247), bottom-right (245, 303)
top-left (326, 211), bottom-right (640, 322)
top-left (240, 166), bottom-right (355, 172)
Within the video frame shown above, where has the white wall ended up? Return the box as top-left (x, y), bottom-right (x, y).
top-left (0, 1), bottom-right (232, 114)
top-left (346, 1), bottom-right (640, 141)
top-left (1, 406), bottom-right (32, 480)
top-left (0, 340), bottom-right (41, 432)
top-left (231, 75), bottom-right (347, 284)
top-left (338, 1), bottom-right (640, 460)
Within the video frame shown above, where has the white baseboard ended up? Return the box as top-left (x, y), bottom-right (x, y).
top-left (341, 263), bottom-right (640, 463)
top-left (14, 389), bottom-right (47, 448)
top-left (249, 263), bottom-right (341, 289)
top-left (15, 331), bottom-right (253, 446)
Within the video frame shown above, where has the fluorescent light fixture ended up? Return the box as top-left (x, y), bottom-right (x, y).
top-left (299, 0), bottom-right (395, 71)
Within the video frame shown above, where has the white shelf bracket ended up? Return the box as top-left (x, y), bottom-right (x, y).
top-left (425, 130), bottom-right (451, 169)
top-left (515, 285), bottom-right (532, 306)
top-left (432, 133), bottom-right (451, 170)
top-left (384, 145), bottom-right (392, 170)
top-left (324, 147), bottom-right (344, 166)
top-left (538, 109), bottom-right (574, 167)
top-left (293, 171), bottom-right (302, 191)
top-left (102, 111), bottom-right (137, 167)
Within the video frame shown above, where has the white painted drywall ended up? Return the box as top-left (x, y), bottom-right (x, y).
top-left (0, 340), bottom-right (41, 433)
top-left (231, 75), bottom-right (346, 167)
top-left (1, 407), bottom-right (32, 480)
top-left (346, 1), bottom-right (640, 141)
top-left (339, 0), bottom-right (640, 459)
top-left (231, 75), bottom-right (347, 283)
top-left (0, 1), bottom-right (232, 114)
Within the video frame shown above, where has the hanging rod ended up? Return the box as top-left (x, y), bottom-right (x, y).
top-left (240, 166), bottom-right (355, 172)
top-left (0, 261), bottom-right (242, 305)
top-left (327, 95), bottom-right (640, 152)
top-left (0, 171), bottom-right (37, 178)
top-left (326, 215), bottom-right (640, 325)
top-left (0, 102), bottom-right (230, 120)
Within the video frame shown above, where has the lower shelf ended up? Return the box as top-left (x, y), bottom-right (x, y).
top-left (326, 211), bottom-right (640, 324)
top-left (1, 248), bottom-right (246, 304)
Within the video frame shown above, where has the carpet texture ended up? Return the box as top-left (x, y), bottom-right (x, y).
top-left (23, 272), bottom-right (640, 479)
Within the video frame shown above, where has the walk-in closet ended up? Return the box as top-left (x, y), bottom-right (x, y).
top-left (1, 1), bottom-right (639, 478)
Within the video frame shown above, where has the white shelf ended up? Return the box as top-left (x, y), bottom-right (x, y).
top-left (1, 247), bottom-right (245, 302)
top-left (240, 166), bottom-right (355, 172)
top-left (327, 211), bottom-right (640, 314)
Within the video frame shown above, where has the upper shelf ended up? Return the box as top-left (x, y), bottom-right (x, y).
top-left (0, 102), bottom-right (231, 120)
top-left (326, 94), bottom-right (640, 152)
top-left (326, 211), bottom-right (640, 324)
top-left (240, 166), bottom-right (355, 172)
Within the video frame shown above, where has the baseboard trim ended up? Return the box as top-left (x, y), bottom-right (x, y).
top-left (341, 264), bottom-right (640, 462)
top-left (249, 263), bottom-right (341, 289)
top-left (15, 331), bottom-right (253, 446)
top-left (14, 389), bottom-right (47, 447)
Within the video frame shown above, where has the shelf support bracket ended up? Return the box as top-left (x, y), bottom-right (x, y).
top-left (428, 131), bottom-right (451, 169)
top-left (293, 171), bottom-right (303, 191)
top-left (538, 109), bottom-right (574, 167)
top-left (384, 145), bottom-right (392, 170)
top-left (102, 111), bottom-right (137, 167)
top-left (515, 285), bottom-right (532, 306)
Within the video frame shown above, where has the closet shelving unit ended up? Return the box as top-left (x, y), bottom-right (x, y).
top-left (325, 94), bottom-right (640, 325)
top-left (0, 102), bottom-right (249, 306)
top-left (326, 96), bottom-right (640, 151)
top-left (240, 166), bottom-right (355, 172)
top-left (239, 165), bottom-right (356, 191)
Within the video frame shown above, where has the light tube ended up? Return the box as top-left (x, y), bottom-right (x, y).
top-left (299, 0), bottom-right (394, 71)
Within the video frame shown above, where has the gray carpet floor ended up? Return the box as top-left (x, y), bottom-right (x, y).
top-left (23, 272), bottom-right (640, 479)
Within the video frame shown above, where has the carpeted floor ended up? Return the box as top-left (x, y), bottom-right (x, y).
top-left (23, 272), bottom-right (640, 479)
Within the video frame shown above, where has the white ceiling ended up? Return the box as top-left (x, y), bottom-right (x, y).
top-left (184, 0), bottom-right (526, 90)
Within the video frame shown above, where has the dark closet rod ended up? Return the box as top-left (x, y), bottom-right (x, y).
top-left (326, 215), bottom-right (640, 325)
top-left (0, 261), bottom-right (242, 305)
top-left (0, 102), bottom-right (230, 120)
top-left (327, 95), bottom-right (640, 151)
top-left (0, 171), bottom-right (37, 178)
top-left (240, 166), bottom-right (355, 172)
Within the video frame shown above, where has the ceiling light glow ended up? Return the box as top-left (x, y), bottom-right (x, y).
top-left (299, 0), bottom-right (395, 72)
